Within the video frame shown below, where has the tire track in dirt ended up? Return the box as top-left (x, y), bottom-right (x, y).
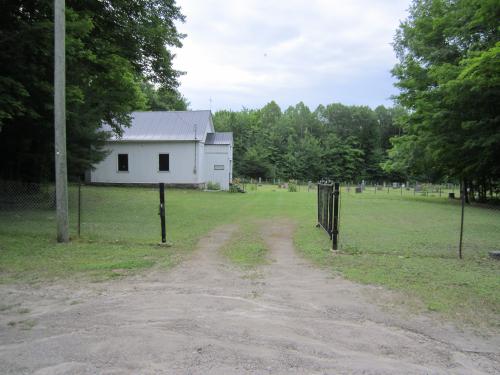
top-left (0, 221), bottom-right (498, 374)
top-left (256, 219), bottom-right (500, 374)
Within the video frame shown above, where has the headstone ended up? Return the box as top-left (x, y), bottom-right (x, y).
top-left (355, 186), bottom-right (362, 193)
top-left (489, 251), bottom-right (500, 260)
top-left (448, 192), bottom-right (455, 199)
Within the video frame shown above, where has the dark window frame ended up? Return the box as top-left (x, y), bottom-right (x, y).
top-left (117, 154), bottom-right (129, 172)
top-left (159, 153), bottom-right (170, 172)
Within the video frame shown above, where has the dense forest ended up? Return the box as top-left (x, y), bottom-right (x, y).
top-left (213, 102), bottom-right (405, 183)
top-left (215, 0), bottom-right (500, 201)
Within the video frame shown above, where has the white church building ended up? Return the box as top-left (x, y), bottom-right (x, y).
top-left (90, 111), bottom-right (233, 190)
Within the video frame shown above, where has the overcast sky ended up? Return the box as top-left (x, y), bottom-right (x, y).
top-left (173, 0), bottom-right (411, 112)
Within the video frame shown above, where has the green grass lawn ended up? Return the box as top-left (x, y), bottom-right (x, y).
top-left (220, 222), bottom-right (269, 268)
top-left (0, 184), bottom-right (499, 326)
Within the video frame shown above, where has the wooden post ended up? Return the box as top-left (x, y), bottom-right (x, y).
top-left (54, 0), bottom-right (69, 242)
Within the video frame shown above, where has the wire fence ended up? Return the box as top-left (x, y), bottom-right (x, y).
top-left (335, 184), bottom-right (500, 260)
top-left (0, 180), bottom-right (56, 210)
top-left (1, 179), bottom-right (499, 261)
top-left (0, 180), bottom-right (160, 243)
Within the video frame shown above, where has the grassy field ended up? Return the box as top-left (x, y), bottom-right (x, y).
top-left (220, 222), bottom-right (269, 268)
top-left (0, 184), bottom-right (499, 327)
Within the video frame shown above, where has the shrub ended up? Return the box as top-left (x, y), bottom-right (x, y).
top-left (206, 181), bottom-right (221, 191)
top-left (288, 180), bottom-right (298, 192)
top-left (229, 184), bottom-right (244, 193)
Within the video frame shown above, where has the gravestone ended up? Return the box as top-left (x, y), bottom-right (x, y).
top-left (489, 251), bottom-right (500, 260)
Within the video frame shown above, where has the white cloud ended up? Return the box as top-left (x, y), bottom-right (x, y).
top-left (173, 0), bottom-right (411, 110)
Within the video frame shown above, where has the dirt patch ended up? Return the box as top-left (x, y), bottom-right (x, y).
top-left (0, 221), bottom-right (499, 374)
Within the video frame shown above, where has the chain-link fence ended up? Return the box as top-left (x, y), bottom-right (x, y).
top-left (2, 179), bottom-right (499, 261)
top-left (0, 180), bottom-right (60, 238)
top-left (336, 184), bottom-right (500, 260)
top-left (0, 180), bottom-right (160, 242)
top-left (0, 180), bottom-right (56, 210)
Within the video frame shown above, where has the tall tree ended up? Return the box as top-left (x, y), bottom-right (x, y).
top-left (141, 81), bottom-right (189, 111)
top-left (385, 0), bottom-right (500, 197)
top-left (213, 101), bottom-right (402, 182)
top-left (0, 0), bottom-right (185, 181)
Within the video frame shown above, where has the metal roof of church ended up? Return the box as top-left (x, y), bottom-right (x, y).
top-left (108, 110), bottom-right (215, 141)
top-left (205, 132), bottom-right (233, 145)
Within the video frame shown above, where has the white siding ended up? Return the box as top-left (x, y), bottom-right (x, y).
top-left (91, 141), bottom-right (204, 184)
top-left (204, 144), bottom-right (231, 190)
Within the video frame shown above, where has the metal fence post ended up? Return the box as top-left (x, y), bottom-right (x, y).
top-left (323, 187), bottom-right (327, 232)
top-left (159, 183), bottom-right (166, 243)
top-left (458, 184), bottom-right (465, 259)
top-left (328, 186), bottom-right (333, 238)
top-left (332, 182), bottom-right (340, 250)
top-left (78, 182), bottom-right (81, 238)
top-left (317, 183), bottom-right (320, 226)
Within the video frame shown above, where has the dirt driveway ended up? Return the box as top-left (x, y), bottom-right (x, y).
top-left (0, 221), bottom-right (499, 374)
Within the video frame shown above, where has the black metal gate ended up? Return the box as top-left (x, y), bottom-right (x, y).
top-left (317, 182), bottom-right (340, 250)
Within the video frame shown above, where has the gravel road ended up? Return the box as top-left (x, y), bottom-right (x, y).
top-left (0, 220), bottom-right (499, 374)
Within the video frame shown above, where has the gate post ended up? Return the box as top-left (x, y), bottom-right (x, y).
top-left (77, 181), bottom-right (81, 238)
top-left (316, 182), bottom-right (320, 227)
top-left (159, 183), bottom-right (166, 243)
top-left (332, 182), bottom-right (340, 250)
top-left (328, 185), bottom-right (333, 238)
